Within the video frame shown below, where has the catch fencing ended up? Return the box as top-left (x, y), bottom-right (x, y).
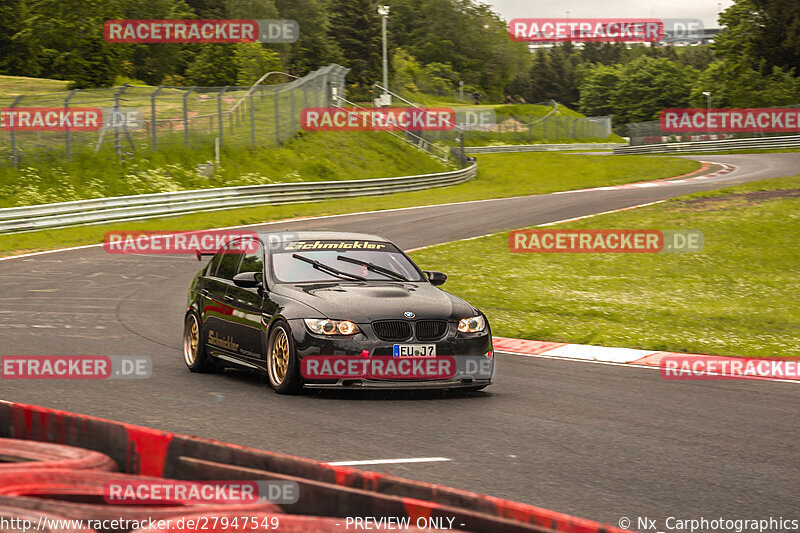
top-left (369, 88), bottom-right (614, 153)
top-left (626, 104), bottom-right (800, 146)
top-left (614, 134), bottom-right (800, 154)
top-left (0, 64), bottom-right (349, 167)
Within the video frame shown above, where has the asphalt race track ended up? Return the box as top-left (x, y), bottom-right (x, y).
top-left (1, 153), bottom-right (799, 526)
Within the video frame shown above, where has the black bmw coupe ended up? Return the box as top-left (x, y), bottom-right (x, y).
top-left (183, 231), bottom-right (493, 394)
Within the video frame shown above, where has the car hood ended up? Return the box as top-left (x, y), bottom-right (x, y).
top-left (274, 281), bottom-right (476, 322)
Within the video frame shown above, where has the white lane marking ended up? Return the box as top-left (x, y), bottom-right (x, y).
top-left (325, 457), bottom-right (452, 466)
top-left (406, 201), bottom-right (666, 253)
top-left (0, 243), bottom-right (102, 262)
top-left (495, 350), bottom-right (800, 385)
top-left (0, 162), bottom-right (737, 263)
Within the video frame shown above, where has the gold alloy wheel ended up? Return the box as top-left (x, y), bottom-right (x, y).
top-left (184, 316), bottom-right (199, 367)
top-left (269, 328), bottom-right (289, 386)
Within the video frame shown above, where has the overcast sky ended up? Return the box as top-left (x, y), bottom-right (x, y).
top-left (482, 0), bottom-right (735, 28)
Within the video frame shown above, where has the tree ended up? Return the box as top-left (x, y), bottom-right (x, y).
top-left (675, 47), bottom-right (715, 72)
top-left (235, 43), bottom-right (282, 85)
top-left (691, 59), bottom-right (800, 107)
top-left (29, 0), bottom-right (125, 87)
top-left (184, 45), bottom-right (239, 86)
top-left (527, 49), bottom-right (558, 102)
top-left (714, 0), bottom-right (800, 74)
top-left (118, 0), bottom-right (197, 85)
top-left (577, 63), bottom-right (622, 117)
top-left (609, 56), bottom-right (697, 124)
top-left (0, 0), bottom-right (41, 76)
top-left (392, 48), bottom-right (424, 93)
top-left (527, 44), bottom-right (580, 105)
top-left (388, 0), bottom-right (529, 100)
top-left (275, 0), bottom-right (343, 74)
top-left (328, 0), bottom-right (382, 92)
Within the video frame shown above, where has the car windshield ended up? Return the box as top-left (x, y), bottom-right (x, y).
top-left (271, 239), bottom-right (424, 283)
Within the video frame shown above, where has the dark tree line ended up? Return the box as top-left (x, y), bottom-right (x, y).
top-left (0, 0), bottom-right (528, 100)
top-left (509, 0), bottom-right (800, 126)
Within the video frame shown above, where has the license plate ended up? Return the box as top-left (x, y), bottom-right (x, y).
top-left (393, 344), bottom-right (436, 358)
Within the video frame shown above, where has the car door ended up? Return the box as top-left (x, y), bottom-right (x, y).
top-left (202, 242), bottom-right (244, 361)
top-left (224, 241), bottom-right (278, 369)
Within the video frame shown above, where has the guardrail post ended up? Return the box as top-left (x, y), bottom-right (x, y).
top-left (64, 89), bottom-right (78, 160)
top-left (218, 86), bottom-right (228, 146)
top-left (183, 87), bottom-right (194, 147)
top-left (151, 86), bottom-right (164, 151)
top-left (290, 84), bottom-right (296, 136)
top-left (113, 84), bottom-right (129, 159)
top-left (249, 92), bottom-right (256, 146)
top-left (9, 95), bottom-right (24, 167)
top-left (274, 88), bottom-right (280, 146)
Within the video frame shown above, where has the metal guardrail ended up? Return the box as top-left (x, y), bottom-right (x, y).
top-left (613, 135), bottom-right (800, 154)
top-left (0, 163), bottom-right (477, 233)
top-left (467, 143), bottom-right (626, 153)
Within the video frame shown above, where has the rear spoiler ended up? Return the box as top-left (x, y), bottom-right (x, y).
top-left (195, 250), bottom-right (216, 261)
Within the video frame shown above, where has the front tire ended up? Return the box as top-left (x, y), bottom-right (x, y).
top-left (183, 312), bottom-right (217, 373)
top-left (266, 320), bottom-right (301, 394)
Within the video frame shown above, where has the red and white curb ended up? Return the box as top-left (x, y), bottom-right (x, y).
top-left (551, 161), bottom-right (736, 195)
top-left (493, 336), bottom-right (800, 383)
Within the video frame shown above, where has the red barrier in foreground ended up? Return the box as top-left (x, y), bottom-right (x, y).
top-left (0, 401), bottom-right (627, 533)
top-left (0, 438), bottom-right (116, 471)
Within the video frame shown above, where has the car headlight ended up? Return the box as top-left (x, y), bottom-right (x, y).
top-left (304, 318), bottom-right (360, 335)
top-left (458, 315), bottom-right (486, 333)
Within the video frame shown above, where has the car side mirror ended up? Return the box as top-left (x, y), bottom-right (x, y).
top-left (424, 271), bottom-right (447, 286)
top-left (233, 271), bottom-right (263, 288)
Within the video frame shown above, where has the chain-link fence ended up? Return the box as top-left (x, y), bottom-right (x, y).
top-left (369, 87), bottom-right (613, 152)
top-left (626, 104), bottom-right (800, 146)
top-left (420, 108), bottom-right (613, 150)
top-left (0, 64), bottom-right (349, 167)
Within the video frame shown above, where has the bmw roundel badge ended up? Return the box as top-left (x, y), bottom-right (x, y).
top-left (404, 311), bottom-right (415, 319)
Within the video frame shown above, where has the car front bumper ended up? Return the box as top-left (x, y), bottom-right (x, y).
top-left (303, 377), bottom-right (493, 390)
top-left (286, 318), bottom-right (494, 388)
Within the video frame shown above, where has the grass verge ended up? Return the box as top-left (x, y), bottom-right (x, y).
top-left (409, 175), bottom-right (800, 358)
top-left (0, 132), bottom-right (450, 208)
top-left (0, 153), bottom-right (700, 257)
